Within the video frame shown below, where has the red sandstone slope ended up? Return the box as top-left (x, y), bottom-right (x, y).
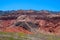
top-left (0, 20), bottom-right (32, 34)
top-left (4, 26), bottom-right (32, 34)
top-left (38, 18), bottom-right (60, 35)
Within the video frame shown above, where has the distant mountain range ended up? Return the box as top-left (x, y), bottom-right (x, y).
top-left (0, 10), bottom-right (60, 16)
top-left (0, 10), bottom-right (60, 20)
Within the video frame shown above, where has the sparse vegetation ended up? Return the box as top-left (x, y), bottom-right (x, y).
top-left (0, 32), bottom-right (60, 40)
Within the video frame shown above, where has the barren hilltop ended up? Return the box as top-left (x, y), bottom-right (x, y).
top-left (0, 10), bottom-right (60, 35)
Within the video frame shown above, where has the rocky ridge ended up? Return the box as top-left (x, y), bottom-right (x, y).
top-left (0, 10), bottom-right (60, 35)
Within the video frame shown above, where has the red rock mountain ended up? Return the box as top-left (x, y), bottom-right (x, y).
top-left (0, 10), bottom-right (60, 35)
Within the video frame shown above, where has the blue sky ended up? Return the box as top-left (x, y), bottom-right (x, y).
top-left (0, 0), bottom-right (60, 11)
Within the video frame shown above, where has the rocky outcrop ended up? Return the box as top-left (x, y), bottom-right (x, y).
top-left (38, 17), bottom-right (60, 35)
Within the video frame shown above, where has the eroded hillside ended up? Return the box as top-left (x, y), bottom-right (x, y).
top-left (0, 10), bottom-right (60, 35)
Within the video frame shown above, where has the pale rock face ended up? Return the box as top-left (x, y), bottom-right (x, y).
top-left (17, 15), bottom-right (31, 22)
top-left (39, 20), bottom-right (46, 27)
